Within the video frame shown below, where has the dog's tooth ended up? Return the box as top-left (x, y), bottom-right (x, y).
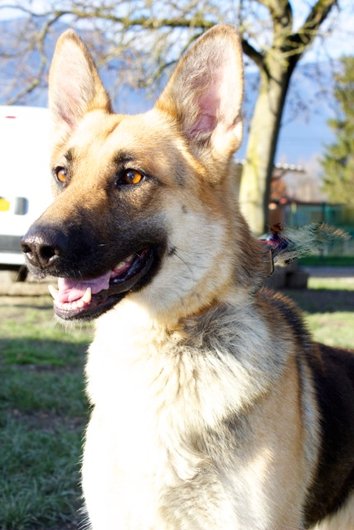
top-left (82, 287), bottom-right (92, 304)
top-left (113, 255), bottom-right (134, 274)
top-left (50, 286), bottom-right (91, 314)
top-left (48, 284), bottom-right (59, 300)
top-left (113, 260), bottom-right (125, 272)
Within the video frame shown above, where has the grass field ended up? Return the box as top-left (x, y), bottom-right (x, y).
top-left (286, 277), bottom-right (354, 349)
top-left (0, 277), bottom-right (353, 529)
top-left (0, 297), bottom-right (92, 530)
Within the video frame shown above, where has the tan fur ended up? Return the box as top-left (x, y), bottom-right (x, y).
top-left (26, 24), bottom-right (354, 530)
top-left (83, 297), bottom-right (319, 529)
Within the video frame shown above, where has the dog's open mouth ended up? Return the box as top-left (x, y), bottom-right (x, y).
top-left (48, 247), bottom-right (156, 320)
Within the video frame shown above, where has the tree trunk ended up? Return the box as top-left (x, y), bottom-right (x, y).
top-left (239, 57), bottom-right (292, 235)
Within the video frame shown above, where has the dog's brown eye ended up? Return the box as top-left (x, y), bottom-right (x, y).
top-left (54, 166), bottom-right (68, 184)
top-left (118, 169), bottom-right (144, 186)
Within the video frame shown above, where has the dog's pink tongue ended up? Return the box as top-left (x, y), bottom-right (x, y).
top-left (57, 274), bottom-right (111, 303)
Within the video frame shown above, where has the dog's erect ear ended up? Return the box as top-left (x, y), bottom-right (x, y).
top-left (156, 25), bottom-right (243, 161)
top-left (49, 30), bottom-right (111, 140)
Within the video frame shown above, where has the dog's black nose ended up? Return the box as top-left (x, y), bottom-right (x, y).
top-left (21, 225), bottom-right (67, 270)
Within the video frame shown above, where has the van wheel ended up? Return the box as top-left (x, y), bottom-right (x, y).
top-left (17, 266), bottom-right (29, 282)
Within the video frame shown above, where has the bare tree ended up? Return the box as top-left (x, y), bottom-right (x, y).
top-left (0, 0), bottom-right (344, 233)
top-left (238, 0), bottom-right (338, 233)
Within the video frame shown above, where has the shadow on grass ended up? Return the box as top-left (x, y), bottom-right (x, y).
top-left (4, 302), bottom-right (53, 310)
top-left (284, 288), bottom-right (354, 314)
top-left (0, 337), bottom-right (89, 367)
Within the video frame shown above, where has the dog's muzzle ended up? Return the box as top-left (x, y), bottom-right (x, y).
top-left (21, 222), bottom-right (162, 320)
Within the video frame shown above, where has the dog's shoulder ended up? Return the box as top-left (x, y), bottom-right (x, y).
top-left (305, 340), bottom-right (354, 525)
top-left (256, 286), bottom-right (311, 345)
top-left (256, 287), bottom-right (354, 526)
top-left (257, 289), bottom-right (354, 526)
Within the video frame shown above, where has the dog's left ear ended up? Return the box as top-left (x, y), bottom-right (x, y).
top-left (156, 24), bottom-right (243, 163)
top-left (48, 30), bottom-right (112, 143)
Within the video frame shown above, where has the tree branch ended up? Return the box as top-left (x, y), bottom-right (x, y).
top-left (1, 3), bottom-right (268, 74)
top-left (241, 38), bottom-right (265, 70)
top-left (257, 0), bottom-right (293, 29)
top-left (0, 0), bottom-right (337, 99)
top-left (287, 0), bottom-right (337, 61)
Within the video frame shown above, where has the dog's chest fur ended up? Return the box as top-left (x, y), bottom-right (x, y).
top-left (82, 297), bottom-right (309, 529)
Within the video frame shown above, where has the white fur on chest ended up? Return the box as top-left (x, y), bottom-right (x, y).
top-left (84, 298), bottom-right (285, 449)
top-left (82, 298), bottom-right (290, 529)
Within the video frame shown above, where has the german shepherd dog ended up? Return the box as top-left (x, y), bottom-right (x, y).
top-left (21, 25), bottom-right (354, 530)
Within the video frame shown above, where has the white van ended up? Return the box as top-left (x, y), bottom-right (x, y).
top-left (0, 106), bottom-right (52, 279)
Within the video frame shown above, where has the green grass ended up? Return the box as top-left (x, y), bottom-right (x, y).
top-left (0, 420), bottom-right (82, 530)
top-left (285, 277), bottom-right (354, 350)
top-left (307, 312), bottom-right (354, 349)
top-left (0, 283), bottom-right (353, 529)
top-left (0, 296), bottom-right (92, 530)
top-left (307, 277), bottom-right (354, 291)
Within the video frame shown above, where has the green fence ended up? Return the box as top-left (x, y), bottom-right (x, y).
top-left (284, 203), bottom-right (354, 259)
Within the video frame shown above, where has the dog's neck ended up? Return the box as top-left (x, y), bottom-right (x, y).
top-left (86, 293), bottom-right (287, 423)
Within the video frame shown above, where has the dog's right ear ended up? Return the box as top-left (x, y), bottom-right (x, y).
top-left (156, 25), bottom-right (243, 168)
top-left (48, 30), bottom-right (111, 142)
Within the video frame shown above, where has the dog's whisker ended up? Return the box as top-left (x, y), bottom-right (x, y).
top-left (168, 246), bottom-right (194, 274)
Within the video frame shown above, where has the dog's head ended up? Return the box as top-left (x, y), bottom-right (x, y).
top-left (22, 25), bottom-right (267, 322)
